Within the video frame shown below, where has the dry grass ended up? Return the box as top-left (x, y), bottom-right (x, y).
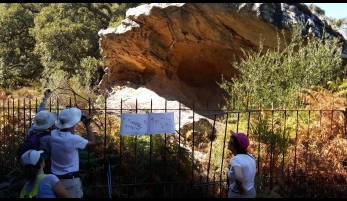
top-left (252, 86), bottom-right (347, 197)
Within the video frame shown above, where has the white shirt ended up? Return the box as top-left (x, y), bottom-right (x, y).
top-left (227, 153), bottom-right (256, 191)
top-left (50, 129), bottom-right (88, 175)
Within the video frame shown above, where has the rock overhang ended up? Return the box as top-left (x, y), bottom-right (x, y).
top-left (98, 3), bottom-right (344, 112)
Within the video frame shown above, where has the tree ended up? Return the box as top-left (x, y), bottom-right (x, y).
top-left (31, 3), bottom-right (109, 74)
top-left (308, 3), bottom-right (325, 15)
top-left (328, 17), bottom-right (347, 39)
top-left (30, 3), bottom-right (143, 95)
top-left (108, 3), bottom-right (145, 27)
top-left (0, 3), bottom-right (48, 89)
top-left (218, 24), bottom-right (343, 110)
top-left (0, 3), bottom-right (143, 92)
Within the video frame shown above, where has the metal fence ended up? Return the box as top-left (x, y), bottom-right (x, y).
top-left (1, 98), bottom-right (347, 198)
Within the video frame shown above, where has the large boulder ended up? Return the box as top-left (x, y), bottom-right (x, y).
top-left (98, 3), bottom-right (344, 113)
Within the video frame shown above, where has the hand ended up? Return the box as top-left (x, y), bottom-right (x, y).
top-left (44, 89), bottom-right (52, 99)
top-left (81, 113), bottom-right (91, 125)
top-left (234, 185), bottom-right (248, 195)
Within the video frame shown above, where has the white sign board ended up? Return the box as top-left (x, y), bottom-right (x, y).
top-left (120, 112), bottom-right (175, 135)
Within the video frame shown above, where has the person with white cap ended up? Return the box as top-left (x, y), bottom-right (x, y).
top-left (50, 106), bottom-right (95, 198)
top-left (19, 149), bottom-right (71, 198)
top-left (227, 130), bottom-right (257, 198)
top-left (17, 89), bottom-right (57, 174)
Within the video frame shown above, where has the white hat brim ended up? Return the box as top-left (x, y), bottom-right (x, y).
top-left (55, 107), bottom-right (82, 129)
top-left (20, 150), bottom-right (44, 167)
top-left (32, 112), bottom-right (57, 130)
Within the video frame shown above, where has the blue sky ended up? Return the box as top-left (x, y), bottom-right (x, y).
top-left (305, 3), bottom-right (347, 19)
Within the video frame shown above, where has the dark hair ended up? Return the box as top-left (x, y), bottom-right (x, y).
top-left (21, 156), bottom-right (43, 181)
top-left (231, 135), bottom-right (248, 155)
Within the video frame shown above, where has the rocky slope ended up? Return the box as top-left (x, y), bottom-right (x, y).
top-left (98, 3), bottom-right (344, 114)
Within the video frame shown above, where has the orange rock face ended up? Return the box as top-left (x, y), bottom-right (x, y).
top-left (98, 3), bottom-right (343, 111)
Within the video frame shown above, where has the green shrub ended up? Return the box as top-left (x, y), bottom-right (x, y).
top-left (218, 23), bottom-right (342, 110)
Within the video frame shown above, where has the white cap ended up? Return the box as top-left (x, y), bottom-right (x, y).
top-left (20, 149), bottom-right (44, 167)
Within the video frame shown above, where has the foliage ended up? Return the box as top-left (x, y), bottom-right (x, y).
top-left (78, 130), bottom-right (206, 198)
top-left (250, 112), bottom-right (291, 188)
top-left (2, 92), bottom-right (347, 197)
top-left (0, 100), bottom-right (209, 198)
top-left (297, 86), bottom-right (347, 111)
top-left (8, 87), bottom-right (41, 100)
top-left (327, 76), bottom-right (347, 97)
top-left (2, 3), bottom-right (347, 198)
top-left (31, 3), bottom-right (107, 73)
top-left (308, 4), bottom-right (325, 15)
top-left (328, 17), bottom-right (347, 32)
top-left (108, 3), bottom-right (146, 27)
top-left (243, 86), bottom-right (347, 198)
top-left (0, 3), bottom-right (142, 96)
top-left (218, 23), bottom-right (343, 110)
top-left (251, 113), bottom-right (291, 156)
top-left (219, 28), bottom-right (347, 195)
top-left (288, 87), bottom-right (347, 197)
top-left (0, 4), bottom-right (44, 89)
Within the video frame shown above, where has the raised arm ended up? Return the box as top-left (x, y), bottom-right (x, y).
top-left (82, 113), bottom-right (95, 147)
top-left (37, 89), bottom-right (52, 113)
top-left (26, 89), bottom-right (52, 138)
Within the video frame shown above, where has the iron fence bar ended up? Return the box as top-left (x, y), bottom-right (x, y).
top-left (177, 101), bottom-right (182, 197)
top-left (204, 114), bottom-right (216, 197)
top-left (2, 97), bottom-right (347, 197)
top-left (220, 112), bottom-right (229, 198)
top-left (15, 99), bottom-right (20, 167)
top-left (191, 100), bottom-right (195, 181)
top-left (104, 96), bottom-right (108, 186)
top-left (119, 98), bottom-right (123, 198)
top-left (149, 99), bottom-right (153, 181)
top-left (10, 99), bottom-right (14, 167)
top-left (269, 106), bottom-right (274, 190)
top-left (164, 99), bottom-right (167, 181)
top-left (256, 111), bottom-right (261, 190)
top-left (87, 98), bottom-right (91, 171)
top-left (330, 109), bottom-right (333, 139)
top-left (23, 98), bottom-right (26, 142)
top-left (0, 100), bottom-right (4, 181)
top-left (282, 108), bottom-right (287, 181)
top-left (306, 109), bottom-right (311, 174)
top-left (4, 98), bottom-right (9, 171)
top-left (102, 180), bottom-right (222, 187)
top-left (318, 109), bottom-right (323, 173)
top-left (134, 98), bottom-right (138, 196)
top-left (293, 106), bottom-right (299, 179)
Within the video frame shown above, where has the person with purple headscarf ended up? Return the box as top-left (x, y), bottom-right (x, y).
top-left (227, 130), bottom-right (257, 198)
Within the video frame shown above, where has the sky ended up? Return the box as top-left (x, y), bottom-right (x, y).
top-left (305, 3), bottom-right (347, 38)
top-left (305, 3), bottom-right (347, 19)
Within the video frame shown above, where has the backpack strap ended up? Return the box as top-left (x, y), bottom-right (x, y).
top-left (35, 131), bottom-right (50, 137)
top-left (19, 174), bottom-right (46, 198)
